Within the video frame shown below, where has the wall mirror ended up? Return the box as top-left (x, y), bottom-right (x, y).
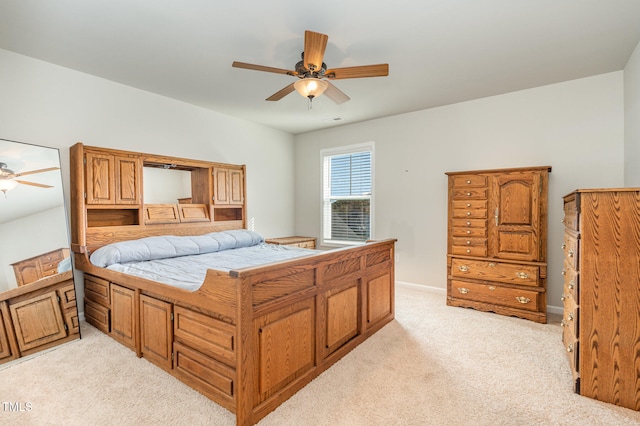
top-left (0, 138), bottom-right (80, 367)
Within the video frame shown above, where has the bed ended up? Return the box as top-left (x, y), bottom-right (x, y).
top-left (69, 143), bottom-right (396, 426)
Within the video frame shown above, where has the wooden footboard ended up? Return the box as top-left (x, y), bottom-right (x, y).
top-left (77, 238), bottom-right (395, 425)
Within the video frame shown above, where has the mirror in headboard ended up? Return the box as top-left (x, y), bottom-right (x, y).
top-left (0, 139), bottom-right (80, 367)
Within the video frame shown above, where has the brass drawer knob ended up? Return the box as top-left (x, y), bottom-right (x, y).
top-left (466, 240), bottom-right (471, 245)
top-left (567, 313), bottom-right (574, 321)
top-left (561, 217), bottom-right (565, 224)
top-left (561, 243), bottom-right (566, 250)
top-left (516, 272), bottom-right (529, 279)
top-left (568, 280), bottom-right (575, 290)
top-left (466, 221), bottom-right (471, 226)
top-left (466, 203), bottom-right (471, 207)
top-left (488, 286), bottom-right (496, 291)
top-left (561, 319), bottom-right (567, 327)
top-left (457, 287), bottom-right (469, 294)
top-left (466, 192), bottom-right (471, 196)
top-left (466, 180), bottom-right (471, 184)
top-left (458, 265), bottom-right (469, 272)
top-left (466, 211), bottom-right (471, 216)
top-left (561, 294), bottom-right (567, 301)
top-left (561, 269), bottom-right (566, 276)
top-left (568, 249), bottom-right (574, 258)
top-left (466, 230), bottom-right (471, 234)
top-left (567, 344), bottom-right (574, 353)
top-left (515, 296), bottom-right (531, 304)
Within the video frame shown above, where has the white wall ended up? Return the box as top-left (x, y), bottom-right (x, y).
top-left (295, 72), bottom-right (624, 313)
top-left (0, 48), bottom-right (296, 307)
top-left (625, 40), bottom-right (640, 186)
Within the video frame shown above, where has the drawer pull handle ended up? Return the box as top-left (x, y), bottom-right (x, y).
top-left (568, 249), bottom-right (574, 258)
top-left (466, 192), bottom-right (471, 196)
top-left (488, 286), bottom-right (496, 291)
top-left (457, 287), bottom-right (469, 294)
top-left (466, 203), bottom-right (471, 207)
top-left (458, 265), bottom-right (469, 272)
top-left (488, 263), bottom-right (496, 267)
top-left (466, 211), bottom-right (471, 216)
top-left (561, 269), bottom-right (566, 276)
top-left (561, 319), bottom-right (567, 327)
top-left (561, 294), bottom-right (567, 301)
top-left (466, 221), bottom-right (471, 226)
top-left (515, 296), bottom-right (531, 304)
top-left (567, 344), bottom-right (574, 353)
top-left (494, 207), bottom-right (499, 226)
top-left (516, 272), bottom-right (529, 279)
top-left (561, 243), bottom-right (566, 250)
top-left (567, 313), bottom-right (573, 321)
top-left (466, 230), bottom-right (471, 234)
top-left (568, 280), bottom-right (575, 290)
top-left (561, 217), bottom-right (565, 224)
top-left (466, 249), bottom-right (471, 253)
top-left (466, 240), bottom-right (471, 245)
top-left (466, 180), bottom-right (471, 184)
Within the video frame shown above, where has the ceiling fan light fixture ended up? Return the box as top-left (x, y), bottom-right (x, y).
top-left (294, 78), bottom-right (328, 100)
top-left (0, 179), bottom-right (18, 197)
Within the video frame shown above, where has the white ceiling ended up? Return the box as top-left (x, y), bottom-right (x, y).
top-left (0, 1), bottom-right (639, 135)
top-left (0, 139), bottom-right (64, 224)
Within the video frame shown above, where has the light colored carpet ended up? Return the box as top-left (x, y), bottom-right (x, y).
top-left (1, 283), bottom-right (639, 425)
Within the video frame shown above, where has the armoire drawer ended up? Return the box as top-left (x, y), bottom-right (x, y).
top-left (452, 226), bottom-right (487, 238)
top-left (450, 280), bottom-right (541, 311)
top-left (452, 208), bottom-right (487, 219)
top-left (452, 200), bottom-right (488, 210)
top-left (451, 244), bottom-right (487, 257)
top-left (561, 293), bottom-right (579, 338)
top-left (450, 175), bottom-right (487, 188)
top-left (450, 258), bottom-right (540, 287)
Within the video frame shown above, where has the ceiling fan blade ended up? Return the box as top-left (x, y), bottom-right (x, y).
top-left (232, 61), bottom-right (297, 76)
top-left (15, 180), bottom-right (53, 188)
top-left (266, 82), bottom-right (296, 101)
top-left (13, 167), bottom-right (60, 177)
top-left (303, 30), bottom-right (328, 73)
top-left (325, 64), bottom-right (389, 80)
top-left (324, 82), bottom-right (350, 104)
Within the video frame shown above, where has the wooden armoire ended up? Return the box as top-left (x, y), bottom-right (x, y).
top-left (562, 188), bottom-right (640, 411)
top-left (446, 166), bottom-right (551, 323)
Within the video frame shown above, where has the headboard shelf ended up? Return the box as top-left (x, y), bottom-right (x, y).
top-left (70, 143), bottom-right (247, 252)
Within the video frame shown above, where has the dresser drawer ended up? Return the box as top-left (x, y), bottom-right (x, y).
top-left (84, 275), bottom-right (110, 307)
top-left (562, 232), bottom-right (579, 269)
top-left (450, 258), bottom-right (540, 287)
top-left (562, 325), bottom-right (579, 377)
top-left (562, 259), bottom-right (579, 301)
top-left (563, 196), bottom-right (579, 232)
top-left (450, 280), bottom-right (541, 311)
top-left (561, 293), bottom-right (579, 338)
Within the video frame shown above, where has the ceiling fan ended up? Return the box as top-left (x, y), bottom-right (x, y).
top-left (0, 162), bottom-right (59, 196)
top-left (232, 30), bottom-right (389, 105)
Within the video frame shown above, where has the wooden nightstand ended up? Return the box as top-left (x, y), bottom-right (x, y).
top-left (265, 236), bottom-right (316, 249)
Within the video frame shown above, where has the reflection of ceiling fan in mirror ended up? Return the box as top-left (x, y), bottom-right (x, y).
top-left (0, 161), bottom-right (59, 196)
top-left (232, 30), bottom-right (389, 106)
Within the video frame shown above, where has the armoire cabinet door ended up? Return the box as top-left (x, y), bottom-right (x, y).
top-left (488, 170), bottom-right (543, 262)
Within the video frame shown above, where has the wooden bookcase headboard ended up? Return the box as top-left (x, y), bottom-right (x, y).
top-left (70, 143), bottom-right (247, 255)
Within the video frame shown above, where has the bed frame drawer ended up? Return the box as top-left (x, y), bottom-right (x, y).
top-left (173, 341), bottom-right (236, 410)
top-left (173, 306), bottom-right (236, 367)
top-left (84, 275), bottom-right (110, 307)
top-left (84, 299), bottom-right (110, 333)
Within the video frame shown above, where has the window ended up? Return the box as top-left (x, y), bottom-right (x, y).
top-left (321, 143), bottom-right (374, 246)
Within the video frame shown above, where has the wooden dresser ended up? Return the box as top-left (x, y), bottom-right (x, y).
top-left (265, 236), bottom-right (317, 249)
top-left (562, 188), bottom-right (640, 411)
top-left (11, 248), bottom-right (70, 286)
top-left (446, 166), bottom-right (551, 323)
